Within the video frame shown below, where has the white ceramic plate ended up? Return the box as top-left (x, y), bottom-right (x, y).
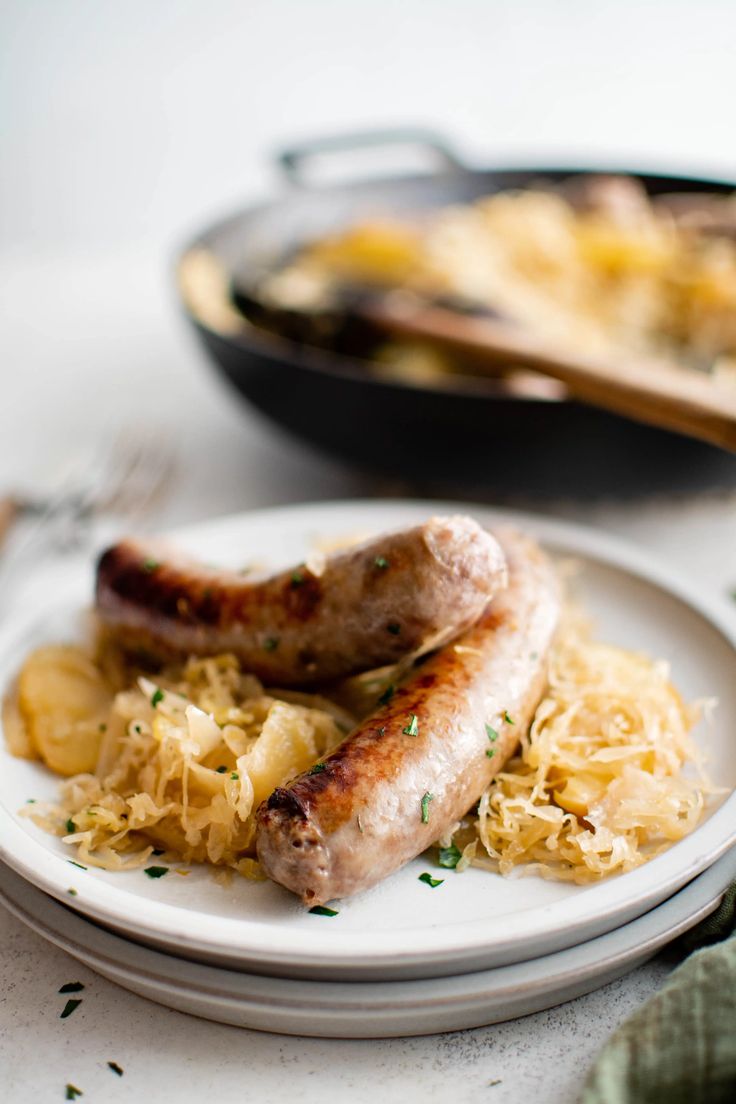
top-left (1, 500), bottom-right (736, 981)
top-left (2, 845), bottom-right (734, 1038)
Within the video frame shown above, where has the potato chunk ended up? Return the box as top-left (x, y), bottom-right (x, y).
top-left (17, 645), bottom-right (112, 776)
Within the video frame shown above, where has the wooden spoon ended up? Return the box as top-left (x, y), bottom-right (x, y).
top-left (359, 295), bottom-right (736, 452)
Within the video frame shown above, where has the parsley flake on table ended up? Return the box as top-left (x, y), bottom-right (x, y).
top-left (58, 982), bottom-right (84, 994)
top-left (143, 866), bottom-right (168, 879)
top-left (437, 843), bottom-right (462, 869)
top-left (420, 792), bottom-right (434, 823)
top-left (418, 872), bottom-right (444, 888)
top-left (60, 999), bottom-right (82, 1019)
top-left (107, 1062), bottom-right (124, 1077)
top-left (402, 713), bottom-right (419, 737)
top-left (150, 687), bottom-right (164, 708)
top-left (65, 1085), bottom-right (83, 1100)
top-left (309, 905), bottom-right (339, 916)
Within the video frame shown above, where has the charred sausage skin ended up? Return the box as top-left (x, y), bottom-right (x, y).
top-left (256, 529), bottom-right (560, 905)
top-left (95, 516), bottom-right (507, 687)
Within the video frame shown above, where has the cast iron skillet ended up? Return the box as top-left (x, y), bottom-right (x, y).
top-left (176, 128), bottom-right (736, 498)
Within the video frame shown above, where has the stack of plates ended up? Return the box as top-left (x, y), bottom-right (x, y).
top-left (1, 501), bottom-right (735, 1038)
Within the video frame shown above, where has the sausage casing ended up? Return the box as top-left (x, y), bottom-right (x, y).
top-left (256, 528), bottom-right (560, 904)
top-left (95, 516), bottom-right (507, 687)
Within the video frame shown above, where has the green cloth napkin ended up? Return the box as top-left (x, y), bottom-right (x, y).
top-left (581, 885), bottom-right (736, 1104)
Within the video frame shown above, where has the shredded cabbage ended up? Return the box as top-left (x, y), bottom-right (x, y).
top-left (456, 609), bottom-right (717, 883)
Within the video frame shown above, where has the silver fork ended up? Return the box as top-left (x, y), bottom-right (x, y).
top-left (0, 425), bottom-right (177, 583)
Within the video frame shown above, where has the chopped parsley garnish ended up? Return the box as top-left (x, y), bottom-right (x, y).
top-left (378, 685), bottom-right (395, 706)
top-left (59, 982), bottom-right (84, 994)
top-left (387, 622), bottom-right (401, 635)
top-left (107, 1062), bottom-right (124, 1077)
top-left (308, 763), bottom-right (326, 775)
top-left (142, 558), bottom-right (160, 573)
top-left (485, 723), bottom-right (498, 742)
top-left (230, 771), bottom-right (239, 781)
top-left (263, 636), bottom-right (280, 651)
top-left (309, 905), bottom-right (339, 916)
top-left (68, 861), bottom-right (87, 871)
top-left (438, 843), bottom-right (462, 869)
top-left (26, 798), bottom-right (36, 804)
top-left (67, 888), bottom-right (77, 897)
top-left (420, 792), bottom-right (434, 824)
top-left (143, 866), bottom-right (168, 879)
top-left (65, 818), bottom-right (75, 834)
top-left (418, 872), bottom-right (444, 889)
top-left (215, 765), bottom-right (227, 773)
top-left (374, 555), bottom-right (390, 570)
top-left (402, 713), bottom-right (419, 737)
top-left (150, 687), bottom-right (164, 708)
top-left (60, 999), bottom-right (82, 1019)
top-left (486, 749), bottom-right (496, 759)
top-left (65, 1086), bottom-right (83, 1100)
top-left (290, 569), bottom-right (305, 588)
top-left (503, 711), bottom-right (515, 725)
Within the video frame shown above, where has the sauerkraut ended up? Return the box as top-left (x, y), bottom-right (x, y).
top-left (451, 609), bottom-right (715, 883)
top-left (9, 607), bottom-right (715, 885)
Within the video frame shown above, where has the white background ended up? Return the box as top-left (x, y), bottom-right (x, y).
top-left (2, 2), bottom-right (736, 1101)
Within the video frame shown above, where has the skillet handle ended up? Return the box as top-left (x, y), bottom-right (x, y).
top-left (278, 128), bottom-right (465, 186)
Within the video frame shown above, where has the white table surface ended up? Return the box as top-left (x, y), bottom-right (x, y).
top-left (2, 2), bottom-right (736, 1100)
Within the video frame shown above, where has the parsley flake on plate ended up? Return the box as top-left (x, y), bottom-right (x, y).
top-left (58, 982), bottom-right (84, 994)
top-left (418, 872), bottom-right (444, 888)
top-left (437, 843), bottom-right (462, 869)
top-left (107, 1062), bottom-right (124, 1077)
top-left (67, 861), bottom-right (87, 871)
top-left (65, 1085), bottom-right (83, 1100)
top-left (309, 905), bottom-right (339, 917)
top-left (143, 866), bottom-right (168, 879)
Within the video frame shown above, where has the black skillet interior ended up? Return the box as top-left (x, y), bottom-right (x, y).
top-left (177, 129), bottom-right (736, 499)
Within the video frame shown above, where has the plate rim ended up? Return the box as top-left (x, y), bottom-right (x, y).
top-left (2, 844), bottom-right (735, 1037)
top-left (1, 498), bottom-right (736, 979)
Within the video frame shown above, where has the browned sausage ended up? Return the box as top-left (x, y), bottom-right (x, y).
top-left (95, 516), bottom-right (507, 687)
top-left (255, 528), bottom-right (559, 904)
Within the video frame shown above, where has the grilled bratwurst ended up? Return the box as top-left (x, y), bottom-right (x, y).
top-left (256, 528), bottom-right (560, 904)
top-left (95, 516), bottom-right (507, 687)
